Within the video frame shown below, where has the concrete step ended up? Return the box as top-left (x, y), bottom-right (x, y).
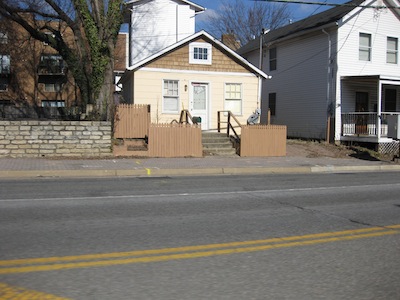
top-left (202, 132), bottom-right (237, 156)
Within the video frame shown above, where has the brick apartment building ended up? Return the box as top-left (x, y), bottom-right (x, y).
top-left (0, 18), bottom-right (127, 118)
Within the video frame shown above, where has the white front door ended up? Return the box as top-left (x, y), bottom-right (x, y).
top-left (190, 82), bottom-right (209, 130)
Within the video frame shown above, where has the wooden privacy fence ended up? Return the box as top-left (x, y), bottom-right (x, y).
top-left (148, 123), bottom-right (202, 157)
top-left (114, 104), bottom-right (150, 138)
top-left (240, 125), bottom-right (287, 157)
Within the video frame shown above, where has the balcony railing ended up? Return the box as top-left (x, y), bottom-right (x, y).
top-left (38, 65), bottom-right (66, 75)
top-left (341, 112), bottom-right (400, 137)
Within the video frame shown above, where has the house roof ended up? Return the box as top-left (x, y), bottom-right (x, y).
top-left (123, 30), bottom-right (270, 80)
top-left (124, 0), bottom-right (205, 13)
top-left (238, 0), bottom-right (386, 55)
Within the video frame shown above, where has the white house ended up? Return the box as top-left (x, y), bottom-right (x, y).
top-left (238, 0), bottom-right (400, 152)
top-left (124, 0), bottom-right (205, 66)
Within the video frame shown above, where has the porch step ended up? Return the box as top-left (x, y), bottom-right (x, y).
top-left (202, 132), bottom-right (237, 156)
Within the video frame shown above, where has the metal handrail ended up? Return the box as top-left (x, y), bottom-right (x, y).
top-left (217, 110), bottom-right (241, 142)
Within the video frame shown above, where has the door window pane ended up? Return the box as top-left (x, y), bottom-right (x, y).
top-left (193, 85), bottom-right (206, 110)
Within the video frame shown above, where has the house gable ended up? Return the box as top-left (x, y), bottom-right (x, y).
top-left (144, 37), bottom-right (253, 74)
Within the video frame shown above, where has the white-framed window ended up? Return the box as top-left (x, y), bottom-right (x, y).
top-left (44, 83), bottom-right (62, 92)
top-left (189, 42), bottom-right (212, 65)
top-left (225, 83), bottom-right (242, 115)
top-left (163, 79), bottom-right (179, 113)
top-left (269, 47), bottom-right (277, 71)
top-left (0, 55), bottom-right (10, 74)
top-left (0, 32), bottom-right (8, 44)
top-left (359, 33), bottom-right (371, 61)
top-left (387, 37), bottom-right (398, 64)
top-left (41, 100), bottom-right (65, 107)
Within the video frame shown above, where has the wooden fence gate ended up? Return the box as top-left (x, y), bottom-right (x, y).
top-left (113, 104), bottom-right (150, 139)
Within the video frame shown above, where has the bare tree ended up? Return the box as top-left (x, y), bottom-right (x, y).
top-left (202, 0), bottom-right (292, 46)
top-left (0, 0), bottom-right (124, 120)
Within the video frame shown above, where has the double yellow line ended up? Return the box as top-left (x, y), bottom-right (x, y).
top-left (1, 225), bottom-right (399, 275)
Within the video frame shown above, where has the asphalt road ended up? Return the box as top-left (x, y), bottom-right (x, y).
top-left (0, 172), bottom-right (400, 299)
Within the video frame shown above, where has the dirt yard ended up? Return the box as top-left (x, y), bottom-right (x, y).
top-left (287, 139), bottom-right (364, 159)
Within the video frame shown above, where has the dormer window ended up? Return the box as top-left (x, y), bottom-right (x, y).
top-left (189, 42), bottom-right (212, 65)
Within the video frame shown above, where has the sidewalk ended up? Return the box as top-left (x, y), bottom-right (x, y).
top-left (0, 155), bottom-right (399, 179)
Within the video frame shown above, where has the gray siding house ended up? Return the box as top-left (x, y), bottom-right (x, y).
top-left (238, 0), bottom-right (400, 152)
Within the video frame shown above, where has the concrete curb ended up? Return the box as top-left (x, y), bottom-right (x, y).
top-left (0, 164), bottom-right (400, 179)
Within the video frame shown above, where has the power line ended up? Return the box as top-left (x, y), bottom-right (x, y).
top-left (254, 0), bottom-right (396, 9)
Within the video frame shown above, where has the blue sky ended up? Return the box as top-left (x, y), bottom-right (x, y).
top-left (194, 0), bottom-right (350, 27)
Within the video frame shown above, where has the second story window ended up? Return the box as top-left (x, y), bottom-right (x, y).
top-left (0, 32), bottom-right (7, 44)
top-left (189, 42), bottom-right (212, 65)
top-left (387, 37), bottom-right (398, 64)
top-left (359, 33), bottom-right (371, 61)
top-left (39, 55), bottom-right (64, 74)
top-left (0, 55), bottom-right (10, 74)
top-left (269, 48), bottom-right (277, 71)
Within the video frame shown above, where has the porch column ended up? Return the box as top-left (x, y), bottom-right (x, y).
top-left (377, 81), bottom-right (382, 139)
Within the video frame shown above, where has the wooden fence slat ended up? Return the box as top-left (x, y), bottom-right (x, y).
top-left (148, 123), bottom-right (202, 157)
top-left (240, 125), bottom-right (287, 157)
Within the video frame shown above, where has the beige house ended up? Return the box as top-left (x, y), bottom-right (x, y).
top-left (120, 31), bottom-right (269, 130)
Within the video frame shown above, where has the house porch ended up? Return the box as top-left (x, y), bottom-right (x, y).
top-left (339, 75), bottom-right (400, 155)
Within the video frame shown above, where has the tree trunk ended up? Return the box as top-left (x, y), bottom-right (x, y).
top-left (96, 59), bottom-right (115, 121)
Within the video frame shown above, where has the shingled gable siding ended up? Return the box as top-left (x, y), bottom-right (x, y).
top-left (147, 38), bottom-right (252, 74)
top-left (0, 121), bottom-right (112, 158)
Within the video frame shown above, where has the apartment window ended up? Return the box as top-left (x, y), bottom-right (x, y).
top-left (225, 83), bottom-right (242, 115)
top-left (189, 42), bottom-right (212, 65)
top-left (40, 55), bottom-right (64, 73)
top-left (163, 80), bottom-right (179, 113)
top-left (41, 100), bottom-right (65, 107)
top-left (44, 83), bottom-right (62, 92)
top-left (387, 37), bottom-right (398, 64)
top-left (269, 93), bottom-right (276, 116)
top-left (359, 33), bottom-right (371, 61)
top-left (0, 55), bottom-right (10, 74)
top-left (0, 32), bottom-right (7, 44)
top-left (269, 48), bottom-right (277, 71)
top-left (0, 78), bottom-right (8, 91)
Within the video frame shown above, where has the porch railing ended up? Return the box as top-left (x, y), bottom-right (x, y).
top-left (171, 109), bottom-right (201, 125)
top-left (217, 110), bottom-right (241, 142)
top-left (341, 112), bottom-right (400, 137)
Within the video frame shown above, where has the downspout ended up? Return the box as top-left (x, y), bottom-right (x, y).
top-left (322, 29), bottom-right (332, 142)
top-left (258, 29), bottom-right (265, 110)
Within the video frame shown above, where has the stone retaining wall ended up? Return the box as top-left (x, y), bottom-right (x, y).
top-left (0, 121), bottom-right (112, 158)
